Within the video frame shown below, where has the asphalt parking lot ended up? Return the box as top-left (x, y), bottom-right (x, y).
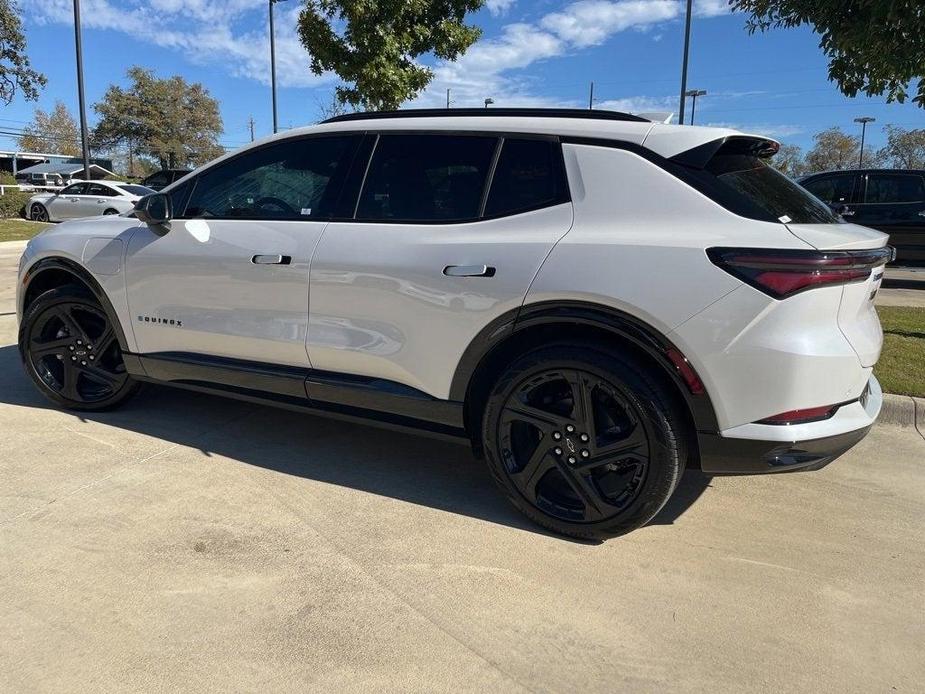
top-left (1, 240), bottom-right (923, 693)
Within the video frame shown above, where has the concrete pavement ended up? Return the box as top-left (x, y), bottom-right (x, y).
top-left (1, 240), bottom-right (924, 693)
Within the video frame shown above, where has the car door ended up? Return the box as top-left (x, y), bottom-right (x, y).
top-left (851, 172), bottom-right (925, 262)
top-left (307, 132), bottom-right (574, 401)
top-left (45, 182), bottom-right (88, 220)
top-left (124, 133), bottom-right (361, 367)
top-left (84, 182), bottom-right (120, 216)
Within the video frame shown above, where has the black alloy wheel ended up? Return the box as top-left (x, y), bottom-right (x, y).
top-left (20, 286), bottom-right (139, 411)
top-left (482, 344), bottom-right (685, 540)
top-left (30, 204), bottom-right (49, 222)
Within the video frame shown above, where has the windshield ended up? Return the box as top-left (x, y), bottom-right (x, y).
top-left (117, 184), bottom-right (156, 196)
top-left (706, 153), bottom-right (840, 224)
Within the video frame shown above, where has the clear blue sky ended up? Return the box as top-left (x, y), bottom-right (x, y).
top-left (5, 0), bottom-right (922, 155)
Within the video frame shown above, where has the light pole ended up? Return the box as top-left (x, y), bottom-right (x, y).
top-left (484, 98), bottom-right (494, 108)
top-left (677, 0), bottom-right (693, 125)
top-left (684, 89), bottom-right (706, 125)
top-left (72, 0), bottom-right (91, 180)
top-left (269, 0), bottom-right (289, 134)
top-left (854, 116), bottom-right (875, 168)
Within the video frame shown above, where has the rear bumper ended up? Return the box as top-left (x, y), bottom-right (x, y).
top-left (697, 375), bottom-right (881, 474)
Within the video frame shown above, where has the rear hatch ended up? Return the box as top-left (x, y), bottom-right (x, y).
top-left (786, 223), bottom-right (890, 367)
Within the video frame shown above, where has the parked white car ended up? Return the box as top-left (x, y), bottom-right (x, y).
top-left (27, 181), bottom-right (154, 222)
top-left (16, 108), bottom-right (889, 540)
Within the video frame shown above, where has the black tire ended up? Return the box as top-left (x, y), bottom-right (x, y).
top-left (19, 285), bottom-right (140, 411)
top-left (103, 208), bottom-right (119, 215)
top-left (30, 203), bottom-right (49, 222)
top-left (481, 343), bottom-right (686, 540)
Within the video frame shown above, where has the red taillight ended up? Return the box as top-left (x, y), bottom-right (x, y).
top-left (707, 247), bottom-right (891, 299)
top-left (757, 405), bottom-right (839, 425)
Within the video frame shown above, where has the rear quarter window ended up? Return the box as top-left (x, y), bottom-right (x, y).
top-left (865, 173), bottom-right (925, 204)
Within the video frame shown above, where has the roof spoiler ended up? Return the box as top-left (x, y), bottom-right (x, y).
top-left (670, 135), bottom-right (781, 169)
top-left (635, 111), bottom-right (674, 124)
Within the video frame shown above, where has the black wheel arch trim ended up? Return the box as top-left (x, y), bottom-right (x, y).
top-left (21, 256), bottom-right (131, 354)
top-left (450, 300), bottom-right (720, 435)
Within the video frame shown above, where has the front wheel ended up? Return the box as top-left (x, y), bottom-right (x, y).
top-left (19, 285), bottom-right (140, 411)
top-left (481, 344), bottom-right (686, 540)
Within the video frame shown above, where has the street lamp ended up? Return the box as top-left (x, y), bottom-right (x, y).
top-left (269, 0), bottom-right (290, 134)
top-left (677, 0), bottom-right (693, 125)
top-left (72, 0), bottom-right (91, 180)
top-left (484, 98), bottom-right (494, 108)
top-left (854, 116), bottom-right (875, 168)
top-left (684, 89), bottom-right (707, 125)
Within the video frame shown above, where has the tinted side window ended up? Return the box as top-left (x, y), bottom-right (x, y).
top-left (61, 183), bottom-right (87, 195)
top-left (865, 174), bottom-right (925, 204)
top-left (803, 174), bottom-right (855, 205)
top-left (87, 183), bottom-right (116, 196)
top-left (485, 138), bottom-right (567, 217)
top-left (145, 174), bottom-right (168, 188)
top-left (185, 135), bottom-right (359, 220)
top-left (357, 134), bottom-right (496, 222)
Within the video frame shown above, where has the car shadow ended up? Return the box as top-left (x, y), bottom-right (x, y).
top-left (0, 343), bottom-right (712, 541)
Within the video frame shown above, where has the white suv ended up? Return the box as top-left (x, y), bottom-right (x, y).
top-left (16, 109), bottom-right (888, 540)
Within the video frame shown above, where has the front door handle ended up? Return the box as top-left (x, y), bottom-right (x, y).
top-left (917, 210), bottom-right (925, 218)
top-left (443, 264), bottom-right (496, 277)
top-left (841, 208), bottom-right (856, 217)
top-left (252, 254), bottom-right (291, 265)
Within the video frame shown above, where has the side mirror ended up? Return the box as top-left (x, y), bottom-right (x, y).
top-left (135, 193), bottom-right (172, 225)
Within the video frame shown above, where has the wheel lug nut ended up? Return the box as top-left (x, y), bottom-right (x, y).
top-left (566, 424), bottom-right (575, 433)
top-left (89, 355), bottom-right (95, 361)
top-left (69, 345), bottom-right (75, 351)
top-left (71, 356), bottom-right (77, 361)
top-left (580, 433), bottom-right (589, 442)
top-left (81, 360), bottom-right (87, 366)
top-left (568, 456), bottom-right (576, 464)
top-left (552, 432), bottom-right (561, 440)
top-left (76, 340), bottom-right (82, 345)
top-left (581, 450), bottom-right (590, 458)
top-left (554, 447), bottom-right (562, 456)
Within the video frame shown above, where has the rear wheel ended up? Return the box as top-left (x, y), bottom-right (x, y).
top-left (30, 203), bottom-right (49, 222)
top-left (19, 286), bottom-right (140, 411)
top-left (103, 208), bottom-right (119, 215)
top-left (481, 344), bottom-right (686, 540)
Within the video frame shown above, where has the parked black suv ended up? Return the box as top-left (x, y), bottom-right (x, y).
top-left (141, 169), bottom-right (191, 191)
top-left (799, 169), bottom-right (925, 263)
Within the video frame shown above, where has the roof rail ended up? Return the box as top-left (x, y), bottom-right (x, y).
top-left (322, 108), bottom-right (649, 124)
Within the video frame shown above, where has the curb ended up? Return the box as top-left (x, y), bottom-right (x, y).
top-left (878, 393), bottom-right (925, 437)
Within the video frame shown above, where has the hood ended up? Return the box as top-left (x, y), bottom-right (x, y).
top-left (34, 212), bottom-right (142, 241)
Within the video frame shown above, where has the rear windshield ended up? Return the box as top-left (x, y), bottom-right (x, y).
top-left (706, 153), bottom-right (839, 224)
top-left (117, 184), bottom-right (156, 196)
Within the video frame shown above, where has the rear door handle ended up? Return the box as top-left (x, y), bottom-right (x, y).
top-left (917, 210), bottom-right (925, 217)
top-left (443, 264), bottom-right (495, 277)
top-left (252, 254), bottom-right (291, 265)
top-left (841, 209), bottom-right (856, 217)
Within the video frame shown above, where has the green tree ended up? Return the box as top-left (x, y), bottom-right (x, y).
top-left (0, 0), bottom-right (46, 104)
top-left (298, 0), bottom-right (485, 111)
top-left (770, 143), bottom-right (807, 177)
top-left (93, 67), bottom-right (224, 170)
top-left (18, 101), bottom-right (80, 155)
top-left (731, 1), bottom-right (925, 108)
top-left (805, 127), bottom-right (883, 172)
top-left (879, 125), bottom-right (925, 169)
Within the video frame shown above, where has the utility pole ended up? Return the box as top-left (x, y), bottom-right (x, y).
top-left (446, 89), bottom-right (451, 109)
top-left (127, 136), bottom-right (133, 178)
top-left (269, 0), bottom-right (289, 134)
top-left (248, 116), bottom-right (256, 142)
top-left (677, 0), bottom-right (693, 125)
top-left (854, 116), bottom-right (875, 167)
top-left (589, 81), bottom-right (594, 110)
top-left (73, 0), bottom-right (91, 180)
top-left (684, 89), bottom-right (706, 125)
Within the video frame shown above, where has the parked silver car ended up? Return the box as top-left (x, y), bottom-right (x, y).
top-left (27, 181), bottom-right (154, 222)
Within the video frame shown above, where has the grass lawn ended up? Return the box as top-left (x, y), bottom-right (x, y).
top-left (0, 218), bottom-right (51, 242)
top-left (876, 306), bottom-right (925, 398)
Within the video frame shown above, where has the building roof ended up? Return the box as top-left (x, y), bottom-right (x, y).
top-left (17, 161), bottom-right (115, 177)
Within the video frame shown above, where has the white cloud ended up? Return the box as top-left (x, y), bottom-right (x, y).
top-left (486, 0), bottom-right (517, 15)
top-left (541, 0), bottom-right (680, 48)
top-left (703, 122), bottom-right (806, 138)
top-left (28, 0), bottom-right (331, 89)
